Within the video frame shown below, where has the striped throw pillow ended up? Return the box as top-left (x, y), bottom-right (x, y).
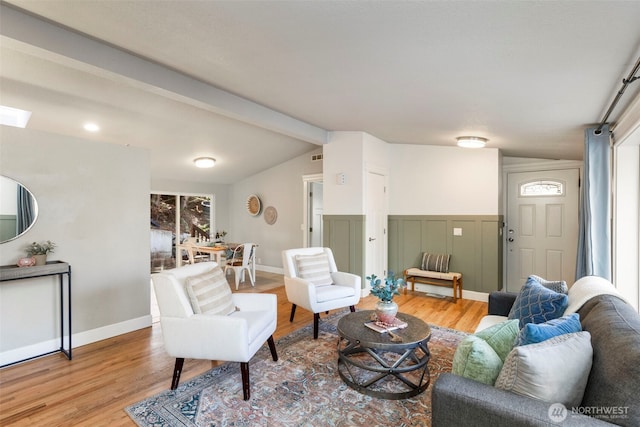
top-left (421, 253), bottom-right (451, 273)
top-left (185, 267), bottom-right (236, 316)
top-left (295, 253), bottom-right (333, 287)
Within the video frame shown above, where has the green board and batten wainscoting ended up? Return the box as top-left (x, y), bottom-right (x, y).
top-left (324, 214), bottom-right (503, 295)
top-left (322, 215), bottom-right (366, 280)
top-left (389, 215), bottom-right (503, 294)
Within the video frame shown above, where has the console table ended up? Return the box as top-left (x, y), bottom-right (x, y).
top-left (0, 261), bottom-right (72, 367)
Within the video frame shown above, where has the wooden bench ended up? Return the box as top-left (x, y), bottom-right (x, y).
top-left (403, 268), bottom-right (463, 303)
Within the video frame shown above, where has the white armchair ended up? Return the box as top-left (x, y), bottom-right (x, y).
top-left (151, 262), bottom-right (278, 400)
top-left (282, 247), bottom-right (361, 339)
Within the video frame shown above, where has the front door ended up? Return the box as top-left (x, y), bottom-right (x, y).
top-left (506, 168), bottom-right (580, 290)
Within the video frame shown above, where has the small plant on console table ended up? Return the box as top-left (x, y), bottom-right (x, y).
top-left (366, 272), bottom-right (405, 324)
top-left (25, 240), bottom-right (56, 266)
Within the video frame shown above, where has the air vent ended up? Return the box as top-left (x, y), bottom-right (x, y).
top-left (311, 154), bottom-right (323, 161)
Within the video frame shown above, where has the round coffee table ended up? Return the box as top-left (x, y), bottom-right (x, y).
top-left (336, 310), bottom-right (431, 400)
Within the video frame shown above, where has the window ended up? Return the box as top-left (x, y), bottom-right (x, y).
top-left (520, 180), bottom-right (564, 197)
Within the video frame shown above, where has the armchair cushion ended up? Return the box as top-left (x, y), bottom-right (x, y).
top-left (315, 284), bottom-right (356, 303)
top-left (295, 253), bottom-right (333, 287)
top-left (421, 252), bottom-right (450, 273)
top-left (185, 267), bottom-right (236, 316)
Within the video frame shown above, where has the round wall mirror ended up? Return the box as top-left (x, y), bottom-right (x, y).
top-left (0, 176), bottom-right (38, 243)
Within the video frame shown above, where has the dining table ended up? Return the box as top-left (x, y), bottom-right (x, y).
top-left (176, 243), bottom-right (230, 267)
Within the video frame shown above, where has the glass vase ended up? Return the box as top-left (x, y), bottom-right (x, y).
top-left (375, 299), bottom-right (398, 324)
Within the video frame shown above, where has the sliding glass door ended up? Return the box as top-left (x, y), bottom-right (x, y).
top-left (150, 193), bottom-right (213, 272)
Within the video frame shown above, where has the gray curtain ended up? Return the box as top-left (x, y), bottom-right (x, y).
top-left (576, 125), bottom-right (611, 280)
top-left (16, 185), bottom-right (35, 235)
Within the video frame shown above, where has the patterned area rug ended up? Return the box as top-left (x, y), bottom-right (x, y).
top-left (126, 311), bottom-right (467, 427)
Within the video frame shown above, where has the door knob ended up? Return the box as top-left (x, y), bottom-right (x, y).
top-left (369, 237), bottom-right (376, 242)
top-left (508, 237), bottom-right (514, 242)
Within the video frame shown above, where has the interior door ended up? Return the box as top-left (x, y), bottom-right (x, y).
top-left (309, 182), bottom-right (324, 247)
top-left (366, 171), bottom-right (387, 279)
top-left (506, 169), bottom-right (580, 290)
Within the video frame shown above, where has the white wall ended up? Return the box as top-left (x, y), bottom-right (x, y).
top-left (323, 132), bottom-right (365, 214)
top-left (389, 145), bottom-right (501, 215)
top-left (0, 127), bottom-right (150, 365)
top-left (228, 147), bottom-right (322, 270)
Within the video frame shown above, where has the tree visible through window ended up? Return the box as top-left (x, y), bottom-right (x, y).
top-left (150, 193), bottom-right (213, 272)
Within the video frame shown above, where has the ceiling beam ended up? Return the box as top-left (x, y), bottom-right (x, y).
top-left (0, 3), bottom-right (327, 145)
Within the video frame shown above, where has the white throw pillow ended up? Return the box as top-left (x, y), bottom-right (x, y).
top-left (185, 267), bottom-right (236, 316)
top-left (495, 331), bottom-right (593, 407)
top-left (295, 253), bottom-right (333, 287)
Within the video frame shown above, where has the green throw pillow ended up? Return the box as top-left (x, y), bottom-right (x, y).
top-left (452, 336), bottom-right (503, 385)
top-left (475, 319), bottom-right (520, 361)
top-left (452, 320), bottom-right (520, 385)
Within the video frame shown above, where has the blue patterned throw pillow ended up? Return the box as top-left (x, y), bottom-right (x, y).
top-left (508, 279), bottom-right (569, 328)
top-left (515, 313), bottom-right (582, 346)
top-left (528, 274), bottom-right (568, 294)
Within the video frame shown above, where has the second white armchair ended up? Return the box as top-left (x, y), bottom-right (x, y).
top-left (282, 247), bottom-right (361, 339)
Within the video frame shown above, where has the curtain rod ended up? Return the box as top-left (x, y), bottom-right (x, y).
top-left (595, 55), bottom-right (640, 135)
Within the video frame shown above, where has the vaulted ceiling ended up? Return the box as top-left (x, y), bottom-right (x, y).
top-left (2, 1), bottom-right (640, 184)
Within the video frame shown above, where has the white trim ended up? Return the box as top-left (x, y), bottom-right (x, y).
top-left (256, 264), bottom-right (284, 275)
top-left (411, 283), bottom-right (488, 302)
top-left (612, 92), bottom-right (640, 144)
top-left (302, 173), bottom-right (323, 248)
top-left (0, 315), bottom-right (151, 367)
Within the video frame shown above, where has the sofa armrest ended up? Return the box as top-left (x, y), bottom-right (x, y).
top-left (432, 373), bottom-right (612, 427)
top-left (488, 292), bottom-right (518, 316)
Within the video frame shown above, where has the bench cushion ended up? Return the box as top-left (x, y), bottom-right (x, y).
top-left (405, 267), bottom-right (462, 281)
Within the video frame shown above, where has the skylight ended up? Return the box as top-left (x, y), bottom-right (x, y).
top-left (0, 105), bottom-right (32, 128)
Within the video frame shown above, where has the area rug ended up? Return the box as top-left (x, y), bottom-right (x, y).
top-left (126, 311), bottom-right (467, 427)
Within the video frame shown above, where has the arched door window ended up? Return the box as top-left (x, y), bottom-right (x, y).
top-left (520, 180), bottom-right (564, 197)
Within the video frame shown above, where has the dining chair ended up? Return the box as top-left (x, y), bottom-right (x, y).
top-left (225, 243), bottom-right (256, 290)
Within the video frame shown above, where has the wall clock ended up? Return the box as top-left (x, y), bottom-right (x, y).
top-left (264, 206), bottom-right (278, 225)
top-left (246, 194), bottom-right (261, 216)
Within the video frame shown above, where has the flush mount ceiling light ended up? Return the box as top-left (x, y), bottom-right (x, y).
top-left (83, 122), bottom-right (100, 132)
top-left (456, 136), bottom-right (488, 148)
top-left (0, 105), bottom-right (32, 128)
top-left (193, 157), bottom-right (216, 168)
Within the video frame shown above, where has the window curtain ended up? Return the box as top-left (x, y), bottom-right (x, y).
top-left (16, 185), bottom-right (35, 235)
top-left (576, 125), bottom-right (612, 280)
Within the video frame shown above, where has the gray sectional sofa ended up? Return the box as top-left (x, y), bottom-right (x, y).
top-left (432, 279), bottom-right (640, 427)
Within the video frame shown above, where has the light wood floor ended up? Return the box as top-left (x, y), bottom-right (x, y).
top-left (0, 271), bottom-right (487, 426)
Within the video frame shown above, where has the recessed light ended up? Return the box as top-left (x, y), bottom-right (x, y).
top-left (83, 123), bottom-right (100, 132)
top-left (456, 136), bottom-right (488, 148)
top-left (0, 105), bottom-right (32, 128)
top-left (194, 157), bottom-right (216, 168)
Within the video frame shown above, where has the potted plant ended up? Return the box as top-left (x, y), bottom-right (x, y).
top-left (25, 240), bottom-right (56, 266)
top-left (366, 272), bottom-right (405, 324)
top-left (215, 230), bottom-right (227, 244)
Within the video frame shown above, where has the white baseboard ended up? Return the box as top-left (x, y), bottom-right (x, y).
top-left (412, 283), bottom-right (488, 302)
top-left (256, 264), bottom-right (284, 275)
top-left (0, 315), bottom-right (152, 367)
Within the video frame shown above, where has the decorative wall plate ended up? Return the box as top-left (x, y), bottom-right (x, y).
top-left (246, 194), bottom-right (262, 216)
top-left (264, 206), bottom-right (278, 225)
